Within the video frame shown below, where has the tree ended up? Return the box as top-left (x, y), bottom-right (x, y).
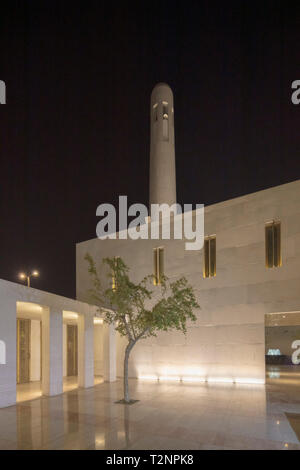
top-left (85, 254), bottom-right (199, 404)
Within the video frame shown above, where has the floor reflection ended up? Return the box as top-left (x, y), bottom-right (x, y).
top-left (285, 413), bottom-right (300, 441)
top-left (266, 365), bottom-right (300, 386)
top-left (1, 377), bottom-right (300, 449)
top-left (17, 376), bottom-right (104, 403)
top-left (63, 376), bottom-right (78, 393)
top-left (17, 381), bottom-right (42, 402)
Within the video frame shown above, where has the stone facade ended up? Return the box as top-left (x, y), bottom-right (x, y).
top-left (0, 279), bottom-right (115, 408)
top-left (76, 179), bottom-right (300, 384)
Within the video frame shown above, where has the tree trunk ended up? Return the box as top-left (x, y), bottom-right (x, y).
top-left (124, 341), bottom-right (135, 403)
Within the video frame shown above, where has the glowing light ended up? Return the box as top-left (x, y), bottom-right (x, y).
top-left (138, 375), bottom-right (158, 380)
top-left (137, 375), bottom-right (265, 385)
top-left (267, 349), bottom-right (281, 356)
top-left (18, 271), bottom-right (39, 287)
top-left (63, 311), bottom-right (78, 320)
top-left (268, 371), bottom-right (280, 379)
top-left (94, 318), bottom-right (103, 325)
top-left (158, 376), bottom-right (181, 382)
top-left (17, 302), bottom-right (43, 315)
top-left (95, 432), bottom-right (105, 446)
top-left (207, 377), bottom-right (233, 384)
top-left (181, 377), bottom-right (206, 383)
top-left (235, 377), bottom-right (265, 385)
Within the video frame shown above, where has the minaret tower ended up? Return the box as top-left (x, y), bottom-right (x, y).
top-left (149, 83), bottom-right (176, 207)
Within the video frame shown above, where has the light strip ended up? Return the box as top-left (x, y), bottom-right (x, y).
top-left (235, 377), bottom-right (265, 384)
top-left (207, 377), bottom-right (233, 384)
top-left (181, 377), bottom-right (206, 383)
top-left (159, 376), bottom-right (181, 382)
top-left (63, 312), bottom-right (78, 320)
top-left (138, 375), bottom-right (159, 380)
top-left (138, 375), bottom-right (265, 385)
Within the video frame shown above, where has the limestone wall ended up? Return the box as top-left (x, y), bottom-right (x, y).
top-left (76, 180), bottom-right (300, 384)
top-left (0, 278), bottom-right (98, 407)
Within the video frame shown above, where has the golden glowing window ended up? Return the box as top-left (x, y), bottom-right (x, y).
top-left (265, 221), bottom-right (281, 268)
top-left (112, 256), bottom-right (119, 290)
top-left (203, 236), bottom-right (216, 278)
top-left (153, 247), bottom-right (164, 285)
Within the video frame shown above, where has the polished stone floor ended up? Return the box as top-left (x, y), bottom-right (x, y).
top-left (266, 365), bottom-right (300, 386)
top-left (17, 376), bottom-right (104, 403)
top-left (1, 376), bottom-right (300, 450)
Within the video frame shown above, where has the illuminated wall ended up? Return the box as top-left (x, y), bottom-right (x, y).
top-left (77, 179), bottom-right (300, 385)
top-left (30, 320), bottom-right (41, 381)
top-left (0, 279), bottom-right (98, 408)
top-left (94, 324), bottom-right (104, 375)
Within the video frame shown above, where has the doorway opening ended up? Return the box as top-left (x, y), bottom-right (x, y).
top-left (67, 324), bottom-right (78, 377)
top-left (17, 318), bottom-right (31, 384)
top-left (265, 311), bottom-right (300, 386)
top-left (94, 317), bottom-right (104, 386)
top-left (16, 302), bottom-right (43, 402)
top-left (63, 311), bottom-right (79, 392)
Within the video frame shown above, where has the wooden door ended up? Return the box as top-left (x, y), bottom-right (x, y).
top-left (67, 324), bottom-right (78, 376)
top-left (17, 319), bottom-right (31, 384)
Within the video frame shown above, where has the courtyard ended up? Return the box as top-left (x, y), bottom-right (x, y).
top-left (1, 377), bottom-right (300, 450)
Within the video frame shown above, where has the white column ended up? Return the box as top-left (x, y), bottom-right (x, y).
top-left (0, 295), bottom-right (16, 408)
top-left (42, 307), bottom-right (63, 396)
top-left (103, 322), bottom-right (116, 382)
top-left (78, 313), bottom-right (94, 388)
top-left (30, 319), bottom-right (41, 381)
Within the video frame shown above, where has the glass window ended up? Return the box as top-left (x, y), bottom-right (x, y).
top-left (265, 221), bottom-right (281, 268)
top-left (153, 247), bottom-right (164, 285)
top-left (203, 236), bottom-right (216, 278)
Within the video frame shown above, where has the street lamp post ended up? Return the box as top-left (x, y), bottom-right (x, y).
top-left (19, 270), bottom-right (39, 287)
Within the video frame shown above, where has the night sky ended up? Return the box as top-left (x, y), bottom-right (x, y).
top-left (0, 1), bottom-right (299, 298)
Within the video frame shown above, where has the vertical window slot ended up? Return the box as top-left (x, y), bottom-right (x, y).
top-left (203, 236), bottom-right (216, 278)
top-left (153, 247), bottom-right (164, 285)
top-left (265, 221), bottom-right (281, 268)
top-left (162, 101), bottom-right (169, 141)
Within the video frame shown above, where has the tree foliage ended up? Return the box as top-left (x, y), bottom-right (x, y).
top-left (85, 253), bottom-right (200, 402)
top-left (85, 253), bottom-right (199, 340)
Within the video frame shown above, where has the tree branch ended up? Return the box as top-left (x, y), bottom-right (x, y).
top-left (124, 314), bottom-right (134, 342)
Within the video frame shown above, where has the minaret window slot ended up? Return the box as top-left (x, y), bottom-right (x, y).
top-left (153, 103), bottom-right (158, 122)
top-left (162, 101), bottom-right (169, 141)
top-left (162, 101), bottom-right (168, 120)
